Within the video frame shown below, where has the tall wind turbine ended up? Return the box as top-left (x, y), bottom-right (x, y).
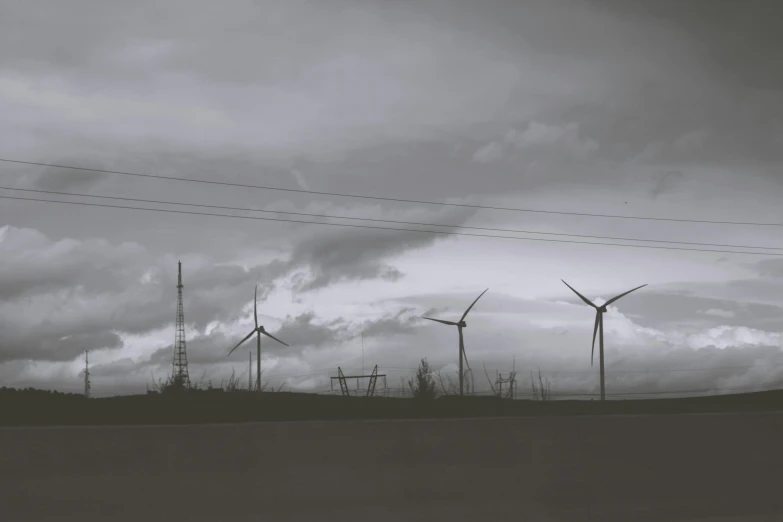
top-left (561, 280), bottom-right (647, 401)
top-left (227, 285), bottom-right (289, 394)
top-left (422, 288), bottom-right (488, 397)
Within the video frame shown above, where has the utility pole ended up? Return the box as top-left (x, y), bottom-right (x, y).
top-left (257, 330), bottom-right (261, 394)
top-left (83, 350), bottom-right (91, 399)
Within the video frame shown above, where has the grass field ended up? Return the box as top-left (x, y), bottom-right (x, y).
top-left (2, 409), bottom-right (782, 521)
top-left (3, 386), bottom-right (783, 427)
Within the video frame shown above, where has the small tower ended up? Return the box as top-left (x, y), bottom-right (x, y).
top-left (172, 261), bottom-right (190, 388)
top-left (83, 350), bottom-right (91, 398)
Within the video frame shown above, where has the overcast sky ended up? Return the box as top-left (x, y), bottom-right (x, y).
top-left (1, 0), bottom-right (783, 398)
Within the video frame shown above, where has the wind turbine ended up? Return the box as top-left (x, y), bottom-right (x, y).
top-left (227, 285), bottom-right (289, 394)
top-left (561, 280), bottom-right (647, 401)
top-left (422, 288), bottom-right (488, 397)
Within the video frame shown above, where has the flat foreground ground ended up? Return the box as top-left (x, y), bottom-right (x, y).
top-left (2, 412), bottom-right (782, 522)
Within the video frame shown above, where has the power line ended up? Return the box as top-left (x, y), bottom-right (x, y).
top-left (191, 362), bottom-right (783, 399)
top-left (604, 364), bottom-right (778, 374)
top-left (311, 383), bottom-right (781, 398)
top-left (543, 384), bottom-right (782, 397)
top-left (4, 185), bottom-right (783, 252)
top-left (3, 157), bottom-right (783, 227)
top-left (406, 384), bottom-right (781, 398)
top-left (432, 364), bottom-right (782, 376)
top-left (536, 363), bottom-right (783, 375)
top-left (4, 193), bottom-right (783, 257)
top-left (238, 362), bottom-right (783, 383)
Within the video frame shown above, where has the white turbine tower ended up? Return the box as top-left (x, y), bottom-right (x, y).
top-left (561, 280), bottom-right (647, 401)
top-left (422, 288), bottom-right (488, 397)
top-left (227, 285), bottom-right (289, 394)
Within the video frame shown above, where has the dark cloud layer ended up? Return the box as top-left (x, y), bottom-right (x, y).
top-left (0, 226), bottom-right (289, 363)
top-left (26, 161), bottom-right (107, 192)
top-left (1, 330), bottom-right (124, 364)
top-left (2, 0), bottom-right (783, 395)
top-left (649, 170), bottom-right (684, 199)
top-left (594, 0), bottom-right (783, 88)
top-left (359, 307), bottom-right (423, 339)
top-left (141, 306), bottom-right (428, 373)
top-left (286, 223), bottom-right (459, 292)
top-left (271, 311), bottom-right (348, 350)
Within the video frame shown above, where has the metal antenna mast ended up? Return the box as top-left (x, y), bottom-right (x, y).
top-left (172, 261), bottom-right (190, 388)
top-left (83, 350), bottom-right (91, 398)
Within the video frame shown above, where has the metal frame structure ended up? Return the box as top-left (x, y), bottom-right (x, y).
top-left (330, 365), bottom-right (387, 397)
top-left (494, 371), bottom-right (517, 399)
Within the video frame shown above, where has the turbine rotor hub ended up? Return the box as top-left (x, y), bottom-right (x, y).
top-left (459, 321), bottom-right (467, 328)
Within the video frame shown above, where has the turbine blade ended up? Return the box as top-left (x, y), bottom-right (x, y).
top-left (603, 284), bottom-right (648, 307)
top-left (254, 285), bottom-right (258, 329)
top-left (561, 280), bottom-right (597, 308)
top-left (227, 330), bottom-right (255, 357)
top-left (422, 317), bottom-right (459, 326)
top-left (591, 312), bottom-right (600, 366)
top-left (460, 288), bottom-right (488, 322)
top-left (260, 329), bottom-right (289, 347)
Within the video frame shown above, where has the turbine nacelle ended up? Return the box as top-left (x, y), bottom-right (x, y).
top-left (226, 285), bottom-right (290, 358)
top-left (255, 325), bottom-right (289, 347)
top-left (561, 279), bottom-right (647, 369)
top-left (421, 289), bottom-right (488, 329)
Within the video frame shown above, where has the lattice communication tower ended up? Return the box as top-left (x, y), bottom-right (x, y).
top-left (172, 261), bottom-right (190, 387)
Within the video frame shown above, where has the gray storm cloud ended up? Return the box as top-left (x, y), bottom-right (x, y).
top-left (1, 0), bottom-right (782, 396)
top-left (282, 205), bottom-right (479, 292)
